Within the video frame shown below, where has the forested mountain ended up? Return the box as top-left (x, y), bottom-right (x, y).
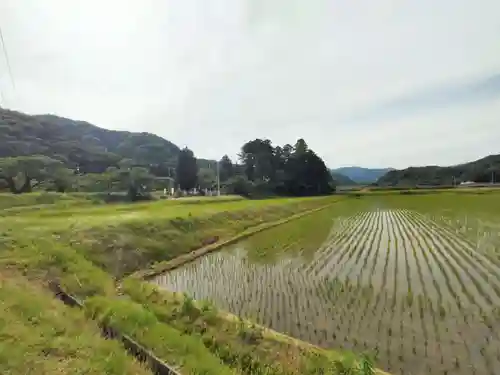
top-left (330, 171), bottom-right (357, 186)
top-left (377, 154), bottom-right (500, 186)
top-left (331, 167), bottom-right (393, 183)
top-left (0, 108), bottom-right (213, 173)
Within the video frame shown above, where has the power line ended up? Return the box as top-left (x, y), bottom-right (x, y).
top-left (0, 24), bottom-right (15, 91)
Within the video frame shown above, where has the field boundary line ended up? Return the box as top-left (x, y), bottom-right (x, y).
top-left (129, 201), bottom-right (343, 280)
top-left (48, 282), bottom-right (182, 375)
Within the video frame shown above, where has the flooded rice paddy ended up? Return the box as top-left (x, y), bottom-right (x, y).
top-left (153, 199), bottom-right (500, 375)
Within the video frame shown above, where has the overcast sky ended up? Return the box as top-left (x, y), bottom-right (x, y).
top-left (1, 0), bottom-right (499, 169)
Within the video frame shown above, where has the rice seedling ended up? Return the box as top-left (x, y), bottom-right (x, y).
top-left (154, 192), bottom-right (500, 375)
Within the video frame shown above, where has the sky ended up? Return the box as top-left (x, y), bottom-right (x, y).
top-left (0, 0), bottom-right (499, 169)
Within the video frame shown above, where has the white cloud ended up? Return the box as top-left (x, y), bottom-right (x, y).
top-left (1, 0), bottom-right (499, 168)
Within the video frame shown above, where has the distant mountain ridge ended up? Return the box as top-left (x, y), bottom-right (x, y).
top-left (0, 108), bottom-right (213, 173)
top-left (377, 154), bottom-right (500, 186)
top-left (331, 167), bottom-right (393, 183)
top-left (329, 171), bottom-right (357, 186)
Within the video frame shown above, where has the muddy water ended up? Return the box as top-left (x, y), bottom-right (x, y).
top-left (153, 204), bottom-right (500, 375)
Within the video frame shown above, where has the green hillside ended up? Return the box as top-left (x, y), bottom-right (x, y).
top-left (331, 167), bottom-right (392, 183)
top-left (330, 171), bottom-right (357, 186)
top-left (0, 108), bottom-right (213, 174)
top-left (377, 154), bottom-right (500, 186)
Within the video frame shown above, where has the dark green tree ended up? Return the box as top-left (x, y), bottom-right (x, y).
top-left (219, 155), bottom-right (234, 182)
top-left (293, 138), bottom-right (308, 156)
top-left (197, 168), bottom-right (216, 190)
top-left (236, 138), bottom-right (332, 197)
top-left (52, 167), bottom-right (75, 192)
top-left (225, 175), bottom-right (253, 197)
top-left (126, 167), bottom-right (154, 201)
top-left (175, 147), bottom-right (198, 190)
top-left (239, 139), bottom-right (275, 182)
top-left (0, 155), bottom-right (72, 194)
top-left (281, 139), bottom-right (332, 195)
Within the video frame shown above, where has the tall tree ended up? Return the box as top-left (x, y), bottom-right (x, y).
top-left (294, 138), bottom-right (308, 156)
top-left (219, 155), bottom-right (234, 182)
top-left (283, 149), bottom-right (332, 196)
top-left (239, 139), bottom-right (275, 182)
top-left (235, 138), bottom-right (332, 197)
top-left (282, 144), bottom-right (294, 159)
top-left (175, 147), bottom-right (198, 190)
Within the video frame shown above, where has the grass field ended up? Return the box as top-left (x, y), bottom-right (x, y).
top-left (153, 191), bottom-right (500, 375)
top-left (5, 190), bottom-right (496, 374)
top-left (0, 271), bottom-right (151, 375)
top-left (2, 193), bottom-right (369, 375)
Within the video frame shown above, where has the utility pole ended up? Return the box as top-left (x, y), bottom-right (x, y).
top-left (216, 160), bottom-right (221, 196)
top-left (76, 165), bottom-right (80, 192)
top-left (169, 167), bottom-right (175, 195)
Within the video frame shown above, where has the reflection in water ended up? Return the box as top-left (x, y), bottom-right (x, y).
top-left (153, 206), bottom-right (500, 375)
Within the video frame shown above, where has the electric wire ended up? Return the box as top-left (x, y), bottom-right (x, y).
top-left (0, 24), bottom-right (16, 91)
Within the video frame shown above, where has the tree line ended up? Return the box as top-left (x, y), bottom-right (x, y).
top-left (175, 138), bottom-right (333, 197)
top-left (0, 138), bottom-right (334, 198)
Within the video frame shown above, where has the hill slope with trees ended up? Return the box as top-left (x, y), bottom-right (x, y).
top-left (331, 167), bottom-right (393, 183)
top-left (377, 154), bottom-right (500, 186)
top-left (330, 171), bottom-right (357, 186)
top-left (0, 108), bottom-right (183, 173)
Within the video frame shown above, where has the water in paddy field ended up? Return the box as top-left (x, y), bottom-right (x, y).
top-left (153, 201), bottom-right (500, 375)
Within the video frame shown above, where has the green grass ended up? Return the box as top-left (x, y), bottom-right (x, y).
top-left (0, 237), bottom-right (116, 299)
top-left (140, 192), bottom-right (500, 375)
top-left (13, 189), bottom-right (499, 374)
top-left (1, 238), bottom-right (238, 374)
top-left (2, 195), bottom-right (330, 232)
top-left (377, 189), bottom-right (500, 214)
top-left (2, 193), bottom-right (365, 375)
top-left (0, 271), bottom-right (151, 375)
top-left (377, 191), bottom-right (500, 261)
top-left (85, 295), bottom-right (236, 375)
top-left (0, 191), bottom-right (97, 211)
top-left (122, 278), bottom-right (363, 375)
top-left (239, 202), bottom-right (365, 264)
top-left (345, 186), bottom-right (500, 196)
top-left (59, 196), bottom-right (339, 278)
